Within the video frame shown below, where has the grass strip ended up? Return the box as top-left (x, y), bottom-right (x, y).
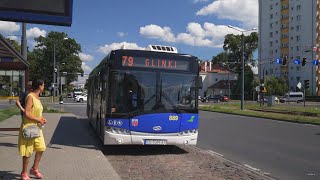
top-left (0, 107), bottom-right (20, 123)
top-left (0, 105), bottom-right (65, 123)
top-left (200, 105), bottom-right (320, 125)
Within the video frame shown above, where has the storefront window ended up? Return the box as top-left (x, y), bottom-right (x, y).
top-left (0, 70), bottom-right (25, 96)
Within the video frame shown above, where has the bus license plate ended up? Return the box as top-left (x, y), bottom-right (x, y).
top-left (144, 139), bottom-right (167, 145)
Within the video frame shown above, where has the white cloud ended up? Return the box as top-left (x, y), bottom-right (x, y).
top-left (117, 32), bottom-right (127, 37)
top-left (26, 27), bottom-right (47, 39)
top-left (196, 0), bottom-right (258, 28)
top-left (193, 0), bottom-right (209, 3)
top-left (82, 62), bottom-right (92, 73)
top-left (79, 52), bottom-right (94, 62)
top-left (0, 21), bottom-right (20, 33)
top-left (98, 42), bottom-right (144, 54)
top-left (140, 22), bottom-right (240, 48)
top-left (139, 24), bottom-right (176, 43)
top-left (6, 35), bottom-right (19, 41)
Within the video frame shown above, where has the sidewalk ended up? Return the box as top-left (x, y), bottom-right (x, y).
top-left (0, 113), bottom-right (121, 180)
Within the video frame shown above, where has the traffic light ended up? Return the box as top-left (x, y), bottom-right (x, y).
top-left (302, 58), bottom-right (307, 66)
top-left (304, 80), bottom-right (310, 89)
top-left (282, 56), bottom-right (288, 66)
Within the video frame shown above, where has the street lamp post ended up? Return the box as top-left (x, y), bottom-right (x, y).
top-left (52, 37), bottom-right (68, 102)
top-left (52, 42), bottom-right (56, 102)
top-left (227, 25), bottom-right (257, 110)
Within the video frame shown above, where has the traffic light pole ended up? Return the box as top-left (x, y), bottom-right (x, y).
top-left (304, 87), bottom-right (306, 107)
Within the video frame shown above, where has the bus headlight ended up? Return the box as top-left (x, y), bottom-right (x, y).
top-left (106, 127), bottom-right (130, 135)
top-left (179, 129), bottom-right (198, 136)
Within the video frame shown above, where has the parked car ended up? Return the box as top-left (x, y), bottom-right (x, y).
top-left (280, 92), bottom-right (304, 103)
top-left (67, 93), bottom-right (73, 99)
top-left (75, 94), bottom-right (87, 102)
top-left (201, 95), bottom-right (228, 103)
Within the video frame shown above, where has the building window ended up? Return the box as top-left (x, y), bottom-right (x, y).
top-left (291, 27), bottom-right (294, 30)
top-left (296, 66), bottom-right (300, 71)
top-left (296, 77), bottom-right (300, 81)
top-left (291, 66), bottom-right (294, 70)
top-left (296, 5), bottom-right (301, 11)
top-left (270, 14), bottom-right (273, 19)
top-left (270, 42), bottom-right (273, 46)
top-left (296, 25), bottom-right (301, 31)
top-left (270, 32), bottom-right (273, 37)
top-left (296, 15), bottom-right (301, 21)
top-left (215, 78), bottom-right (218, 82)
top-left (296, 36), bottom-right (300, 41)
top-left (270, 4), bottom-right (273, 10)
top-left (270, 23), bottom-right (273, 28)
top-left (296, 46), bottom-right (300, 51)
top-left (291, 77), bottom-right (294, 80)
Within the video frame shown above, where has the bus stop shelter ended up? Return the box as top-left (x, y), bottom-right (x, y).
top-left (0, 34), bottom-right (29, 98)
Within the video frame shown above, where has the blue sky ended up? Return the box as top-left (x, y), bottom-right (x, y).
top-left (0, 0), bottom-right (258, 74)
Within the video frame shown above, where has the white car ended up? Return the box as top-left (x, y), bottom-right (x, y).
top-left (75, 94), bottom-right (87, 102)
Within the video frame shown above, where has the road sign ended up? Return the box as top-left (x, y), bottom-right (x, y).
top-left (261, 87), bottom-right (267, 93)
top-left (297, 82), bottom-right (301, 89)
top-left (294, 60), bottom-right (300, 65)
top-left (313, 47), bottom-right (318, 52)
top-left (276, 58), bottom-right (282, 64)
top-left (313, 60), bottom-right (319, 65)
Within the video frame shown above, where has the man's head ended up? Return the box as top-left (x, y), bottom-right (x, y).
top-left (27, 81), bottom-right (32, 91)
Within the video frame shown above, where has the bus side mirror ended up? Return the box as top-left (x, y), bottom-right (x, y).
top-left (198, 76), bottom-right (203, 89)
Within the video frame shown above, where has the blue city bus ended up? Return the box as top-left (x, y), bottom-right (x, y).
top-left (87, 45), bottom-right (201, 145)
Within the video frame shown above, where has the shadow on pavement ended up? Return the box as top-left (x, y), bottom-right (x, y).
top-left (0, 171), bottom-right (20, 180)
top-left (0, 133), bottom-right (18, 137)
top-left (102, 145), bottom-right (188, 156)
top-left (48, 116), bottom-right (100, 150)
top-left (0, 142), bottom-right (17, 148)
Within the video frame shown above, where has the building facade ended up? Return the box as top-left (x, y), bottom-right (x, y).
top-left (199, 61), bottom-right (238, 97)
top-left (259, 0), bottom-right (320, 95)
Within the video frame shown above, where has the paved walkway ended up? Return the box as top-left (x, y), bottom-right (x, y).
top-left (0, 113), bottom-right (120, 180)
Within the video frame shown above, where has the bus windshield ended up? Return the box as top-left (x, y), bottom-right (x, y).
top-left (110, 70), bottom-right (196, 116)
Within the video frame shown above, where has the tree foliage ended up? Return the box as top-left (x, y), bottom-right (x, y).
top-left (265, 76), bottom-right (288, 96)
top-left (28, 31), bottom-right (83, 85)
top-left (6, 38), bottom-right (21, 52)
top-left (212, 32), bottom-right (258, 97)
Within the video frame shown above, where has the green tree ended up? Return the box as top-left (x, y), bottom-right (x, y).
top-left (219, 32), bottom-right (258, 98)
top-left (264, 76), bottom-right (288, 96)
top-left (28, 31), bottom-right (83, 85)
top-left (6, 38), bottom-right (21, 52)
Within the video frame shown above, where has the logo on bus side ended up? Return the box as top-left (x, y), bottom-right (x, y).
top-left (131, 119), bottom-right (139, 127)
top-left (107, 120), bottom-right (123, 126)
top-left (153, 126), bottom-right (162, 131)
top-left (169, 115), bottom-right (178, 121)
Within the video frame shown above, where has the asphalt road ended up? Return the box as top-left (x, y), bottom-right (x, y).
top-left (197, 111), bottom-right (320, 180)
top-left (47, 100), bottom-right (320, 179)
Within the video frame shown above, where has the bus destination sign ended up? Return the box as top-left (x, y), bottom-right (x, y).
top-left (122, 56), bottom-right (190, 71)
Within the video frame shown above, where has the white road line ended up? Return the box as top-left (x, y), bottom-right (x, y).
top-left (244, 164), bottom-right (260, 171)
top-left (206, 150), bottom-right (224, 157)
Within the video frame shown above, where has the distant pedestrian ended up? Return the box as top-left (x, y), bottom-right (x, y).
top-left (18, 79), bottom-right (47, 180)
top-left (16, 81), bottom-right (32, 117)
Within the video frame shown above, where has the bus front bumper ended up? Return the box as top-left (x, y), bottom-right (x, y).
top-left (104, 132), bottom-right (198, 145)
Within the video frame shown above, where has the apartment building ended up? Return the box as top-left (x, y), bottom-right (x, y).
top-left (259, 0), bottom-right (320, 95)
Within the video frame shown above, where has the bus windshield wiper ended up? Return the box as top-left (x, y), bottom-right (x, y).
top-left (161, 91), bottom-right (181, 114)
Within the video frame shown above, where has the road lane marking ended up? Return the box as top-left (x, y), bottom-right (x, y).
top-left (206, 150), bottom-right (224, 157)
top-left (244, 164), bottom-right (260, 171)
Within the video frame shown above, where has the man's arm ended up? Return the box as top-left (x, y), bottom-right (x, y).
top-left (16, 95), bottom-right (25, 112)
